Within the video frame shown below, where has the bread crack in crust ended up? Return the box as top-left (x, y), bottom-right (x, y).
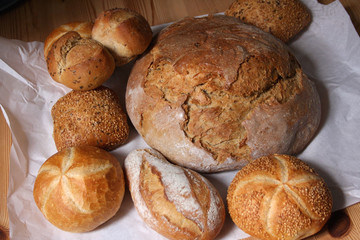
top-left (126, 15), bottom-right (321, 172)
top-left (227, 154), bottom-right (332, 240)
top-left (125, 149), bottom-right (225, 240)
top-left (139, 160), bottom-right (202, 237)
top-left (44, 22), bottom-right (93, 60)
top-left (46, 30), bottom-right (115, 90)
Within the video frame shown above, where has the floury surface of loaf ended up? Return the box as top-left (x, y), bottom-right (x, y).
top-left (124, 149), bottom-right (225, 240)
top-left (126, 15), bottom-right (321, 172)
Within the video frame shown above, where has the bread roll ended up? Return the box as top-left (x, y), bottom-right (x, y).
top-left (227, 154), bottom-right (332, 240)
top-left (44, 22), bottom-right (93, 59)
top-left (225, 0), bottom-right (312, 42)
top-left (51, 86), bottom-right (129, 151)
top-left (125, 15), bottom-right (321, 172)
top-left (92, 8), bottom-right (153, 66)
top-left (46, 31), bottom-right (115, 90)
top-left (124, 149), bottom-right (225, 240)
top-left (33, 146), bottom-right (125, 232)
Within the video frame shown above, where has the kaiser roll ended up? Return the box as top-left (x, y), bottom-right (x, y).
top-left (51, 86), bottom-right (129, 151)
top-left (124, 148), bottom-right (225, 240)
top-left (225, 0), bottom-right (312, 42)
top-left (227, 154), bottom-right (332, 240)
top-left (33, 146), bottom-right (125, 232)
top-left (46, 31), bottom-right (115, 90)
top-left (125, 15), bottom-right (321, 172)
top-left (92, 8), bottom-right (153, 66)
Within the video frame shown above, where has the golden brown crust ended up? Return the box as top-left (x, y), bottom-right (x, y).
top-left (227, 154), bottom-right (332, 240)
top-left (33, 146), bottom-right (125, 232)
top-left (225, 0), bottom-right (312, 42)
top-left (92, 8), bottom-right (153, 66)
top-left (51, 86), bottom-right (129, 151)
top-left (125, 15), bottom-right (321, 172)
top-left (46, 31), bottom-right (115, 90)
top-left (124, 149), bottom-right (225, 240)
top-left (44, 21), bottom-right (94, 59)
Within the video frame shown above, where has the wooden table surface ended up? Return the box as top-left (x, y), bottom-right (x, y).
top-left (0, 0), bottom-right (359, 239)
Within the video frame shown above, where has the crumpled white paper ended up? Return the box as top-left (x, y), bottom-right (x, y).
top-left (1, 1), bottom-right (359, 239)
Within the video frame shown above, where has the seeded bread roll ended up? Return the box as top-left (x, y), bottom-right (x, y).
top-left (225, 0), bottom-right (312, 42)
top-left (46, 31), bottom-right (115, 90)
top-left (51, 86), bottom-right (129, 151)
top-left (44, 22), bottom-right (93, 59)
top-left (227, 154), bottom-right (332, 240)
top-left (92, 8), bottom-right (153, 66)
top-left (124, 148), bottom-right (225, 240)
top-left (33, 146), bottom-right (125, 232)
top-left (125, 15), bottom-right (321, 172)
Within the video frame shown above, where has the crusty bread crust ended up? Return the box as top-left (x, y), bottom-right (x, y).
top-left (92, 8), bottom-right (153, 66)
top-left (44, 21), bottom-right (93, 59)
top-left (125, 15), bottom-right (321, 172)
top-left (124, 148), bottom-right (225, 240)
top-left (227, 154), bottom-right (332, 240)
top-left (51, 86), bottom-right (129, 151)
top-left (225, 0), bottom-right (312, 42)
top-left (46, 31), bottom-right (115, 90)
top-left (33, 146), bottom-right (125, 232)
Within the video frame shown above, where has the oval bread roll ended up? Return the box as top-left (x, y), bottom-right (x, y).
top-left (51, 86), bottom-right (129, 151)
top-left (33, 146), bottom-right (125, 232)
top-left (125, 15), bottom-right (321, 172)
top-left (46, 31), bottom-right (115, 90)
top-left (225, 0), bottom-right (312, 42)
top-left (227, 154), bottom-right (332, 240)
top-left (92, 8), bottom-right (153, 66)
top-left (124, 149), bottom-right (225, 240)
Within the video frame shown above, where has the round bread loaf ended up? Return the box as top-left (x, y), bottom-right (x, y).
top-left (92, 8), bottom-right (153, 66)
top-left (33, 146), bottom-right (125, 232)
top-left (44, 21), bottom-right (93, 59)
top-left (46, 31), bottom-right (115, 90)
top-left (125, 15), bottom-right (321, 172)
top-left (51, 86), bottom-right (129, 151)
top-left (227, 154), bottom-right (332, 240)
top-left (225, 0), bottom-right (312, 42)
top-left (124, 148), bottom-right (225, 240)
